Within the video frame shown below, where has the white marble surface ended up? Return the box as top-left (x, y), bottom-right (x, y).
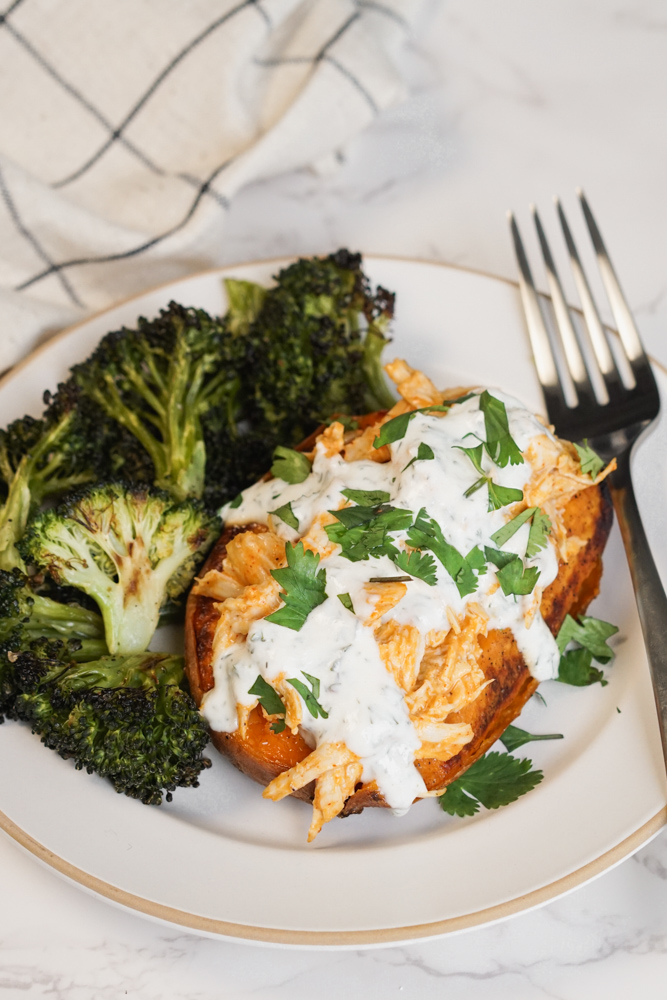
top-left (2, 0), bottom-right (667, 995)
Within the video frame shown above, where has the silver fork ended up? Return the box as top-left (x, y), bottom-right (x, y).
top-left (509, 191), bottom-right (667, 766)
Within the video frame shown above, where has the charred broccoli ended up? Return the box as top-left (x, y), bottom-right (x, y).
top-left (0, 383), bottom-right (98, 571)
top-left (0, 569), bottom-right (107, 720)
top-left (18, 483), bottom-right (219, 655)
top-left (70, 302), bottom-right (244, 502)
top-left (13, 644), bottom-right (211, 804)
top-left (244, 249), bottom-right (396, 435)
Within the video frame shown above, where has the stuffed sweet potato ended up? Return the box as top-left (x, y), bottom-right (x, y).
top-left (185, 361), bottom-right (614, 839)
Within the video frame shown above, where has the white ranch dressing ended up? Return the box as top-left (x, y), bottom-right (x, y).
top-left (204, 391), bottom-right (562, 813)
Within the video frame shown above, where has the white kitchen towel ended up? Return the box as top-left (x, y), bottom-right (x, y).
top-left (0, 0), bottom-right (424, 371)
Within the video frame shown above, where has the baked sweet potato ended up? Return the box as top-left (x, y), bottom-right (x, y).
top-left (185, 391), bottom-right (614, 821)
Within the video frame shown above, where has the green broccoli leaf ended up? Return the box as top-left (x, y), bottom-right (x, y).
top-left (266, 542), bottom-right (327, 631)
top-left (479, 391), bottom-right (524, 467)
top-left (403, 442), bottom-right (435, 471)
top-left (270, 501), bottom-right (299, 530)
top-left (556, 614), bottom-right (618, 663)
top-left (557, 647), bottom-right (607, 687)
top-left (337, 592), bottom-right (355, 613)
top-left (484, 547), bottom-right (540, 597)
top-left (287, 671), bottom-right (328, 719)
top-left (574, 439), bottom-right (605, 479)
top-left (248, 675), bottom-right (286, 717)
top-left (271, 446), bottom-right (312, 484)
top-left (408, 509), bottom-right (485, 597)
top-left (341, 488), bottom-right (391, 506)
top-left (499, 724), bottom-right (563, 753)
top-left (439, 751), bottom-right (543, 815)
top-left (393, 548), bottom-right (438, 586)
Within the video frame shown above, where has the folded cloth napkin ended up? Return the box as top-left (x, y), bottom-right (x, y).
top-left (0, 0), bottom-right (424, 371)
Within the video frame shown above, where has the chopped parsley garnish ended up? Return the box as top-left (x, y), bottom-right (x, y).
top-left (499, 724), bottom-right (563, 753)
top-left (408, 508), bottom-right (486, 597)
top-left (372, 395), bottom-right (476, 449)
top-left (403, 442), bottom-right (435, 471)
top-left (229, 492), bottom-right (243, 509)
top-left (484, 546), bottom-right (540, 597)
top-left (393, 548), bottom-right (438, 586)
top-left (574, 439), bottom-right (605, 479)
top-left (458, 443), bottom-right (523, 511)
top-left (271, 446), bottom-right (312, 484)
top-left (439, 751), bottom-right (543, 816)
top-left (287, 671), bottom-right (328, 719)
top-left (270, 501), bottom-right (299, 530)
top-left (337, 592), bottom-right (355, 613)
top-left (557, 648), bottom-right (607, 687)
top-left (326, 503), bottom-right (412, 562)
top-left (266, 542), bottom-right (327, 631)
top-left (368, 575), bottom-right (412, 583)
top-left (479, 391), bottom-right (524, 467)
top-left (555, 613), bottom-right (619, 687)
top-left (490, 506), bottom-right (552, 557)
top-left (248, 676), bottom-right (286, 732)
top-left (341, 488), bottom-right (391, 506)
top-left (556, 614), bottom-right (618, 663)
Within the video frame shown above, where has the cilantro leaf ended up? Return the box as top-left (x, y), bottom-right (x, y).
top-left (479, 391), bottom-right (524, 467)
top-left (373, 396), bottom-right (476, 449)
top-left (341, 488), bottom-right (391, 506)
top-left (408, 508), bottom-right (486, 597)
top-left (287, 671), bottom-right (328, 719)
top-left (271, 446), bottom-right (312, 484)
top-left (266, 542), bottom-right (327, 631)
top-left (464, 475), bottom-right (488, 498)
top-left (484, 546), bottom-right (540, 596)
top-left (439, 751), bottom-right (543, 815)
top-left (557, 647), bottom-right (607, 687)
top-left (490, 506), bottom-right (552, 556)
top-left (337, 592), bottom-right (355, 613)
top-left (574, 439), bottom-right (605, 479)
top-left (393, 548), bottom-right (438, 586)
top-left (270, 501), bottom-right (299, 530)
top-left (455, 442), bottom-right (485, 475)
top-left (403, 441), bottom-right (435, 471)
top-left (229, 493), bottom-right (243, 509)
top-left (248, 675), bottom-right (286, 718)
top-left (486, 481), bottom-right (524, 511)
top-left (526, 509), bottom-right (552, 557)
top-left (556, 614), bottom-right (618, 663)
top-left (499, 724), bottom-right (563, 753)
top-left (491, 507), bottom-right (537, 547)
top-left (326, 504), bottom-right (412, 563)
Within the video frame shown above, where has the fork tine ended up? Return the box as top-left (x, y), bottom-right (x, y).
top-left (555, 197), bottom-right (623, 400)
top-left (577, 190), bottom-right (648, 383)
top-left (531, 205), bottom-right (599, 408)
top-left (508, 212), bottom-right (571, 412)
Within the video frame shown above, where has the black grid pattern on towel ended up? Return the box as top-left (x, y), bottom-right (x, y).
top-left (0, 0), bottom-right (399, 303)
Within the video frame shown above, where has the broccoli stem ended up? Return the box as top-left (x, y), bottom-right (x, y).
top-left (0, 457), bottom-right (31, 572)
top-left (362, 326), bottom-right (396, 411)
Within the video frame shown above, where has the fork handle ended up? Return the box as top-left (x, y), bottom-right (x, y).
top-left (611, 452), bottom-right (667, 759)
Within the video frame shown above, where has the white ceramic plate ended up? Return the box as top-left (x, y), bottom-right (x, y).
top-left (0, 258), bottom-right (665, 949)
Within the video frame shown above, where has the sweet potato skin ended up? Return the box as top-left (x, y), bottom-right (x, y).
top-left (185, 461), bottom-right (613, 816)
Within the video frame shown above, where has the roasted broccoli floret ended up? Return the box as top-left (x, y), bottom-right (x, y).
top-left (70, 302), bottom-right (244, 501)
top-left (13, 644), bottom-right (211, 804)
top-left (244, 249), bottom-right (396, 439)
top-left (0, 569), bottom-right (107, 720)
top-left (0, 383), bottom-right (99, 571)
top-left (19, 483), bottom-right (219, 655)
